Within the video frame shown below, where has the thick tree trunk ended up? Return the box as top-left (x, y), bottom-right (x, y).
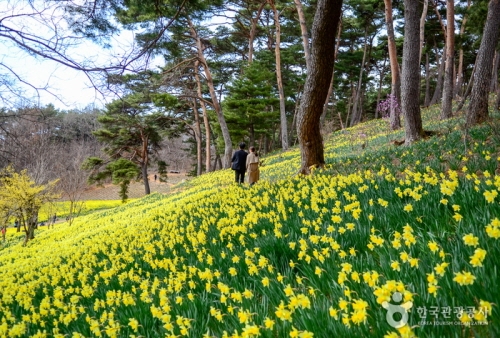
top-left (189, 20), bottom-right (233, 168)
top-left (141, 162), bottom-right (150, 195)
top-left (440, 0), bottom-right (455, 119)
top-left (384, 0), bottom-right (401, 130)
top-left (297, 0), bottom-right (343, 174)
top-left (467, 0), bottom-right (500, 126)
top-left (402, 0), bottom-right (423, 144)
top-left (23, 214), bottom-right (37, 246)
top-left (248, 2), bottom-right (266, 63)
top-left (455, 0), bottom-right (471, 97)
top-left (430, 50), bottom-right (445, 106)
top-left (270, 1), bottom-right (288, 151)
top-left (294, 0), bottom-right (310, 69)
top-left (194, 61), bottom-right (211, 173)
top-left (350, 27), bottom-right (369, 126)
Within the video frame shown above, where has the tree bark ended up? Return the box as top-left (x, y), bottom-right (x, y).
top-left (467, 0), bottom-right (500, 126)
top-left (383, 0), bottom-right (401, 130)
top-left (139, 130), bottom-right (151, 195)
top-left (141, 162), bottom-right (150, 195)
top-left (269, 0), bottom-right (288, 151)
top-left (192, 98), bottom-right (203, 176)
top-left (402, 0), bottom-right (423, 144)
top-left (294, 0), bottom-right (311, 69)
top-left (297, 0), bottom-right (343, 174)
top-left (289, 89), bottom-right (302, 145)
top-left (189, 19), bottom-right (233, 168)
top-left (440, 0), bottom-right (455, 119)
top-left (194, 61), bottom-right (211, 173)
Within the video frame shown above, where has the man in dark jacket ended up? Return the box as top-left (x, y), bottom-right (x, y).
top-left (231, 142), bottom-right (248, 183)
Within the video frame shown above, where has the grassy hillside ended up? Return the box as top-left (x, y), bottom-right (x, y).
top-left (1, 106), bottom-right (499, 338)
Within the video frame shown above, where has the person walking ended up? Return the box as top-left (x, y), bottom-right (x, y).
top-left (246, 146), bottom-right (260, 185)
top-left (231, 142), bottom-right (248, 184)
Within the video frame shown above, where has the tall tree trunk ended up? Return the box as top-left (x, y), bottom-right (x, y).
top-left (467, 0), bottom-right (500, 126)
top-left (192, 98), bottom-right (203, 176)
top-left (424, 52), bottom-right (431, 107)
top-left (189, 19), bottom-right (233, 168)
top-left (248, 2), bottom-right (266, 63)
top-left (455, 0), bottom-right (471, 97)
top-left (321, 18), bottom-right (342, 123)
top-left (345, 82), bottom-right (355, 128)
top-left (269, 1), bottom-right (288, 151)
top-left (194, 61), bottom-right (211, 173)
top-left (140, 132), bottom-right (151, 195)
top-left (290, 90), bottom-right (302, 145)
top-left (350, 27), bottom-right (369, 127)
top-left (402, 0), bottom-right (424, 144)
top-left (297, 0), bottom-right (343, 174)
top-left (384, 0), bottom-right (401, 130)
top-left (419, 0), bottom-right (429, 64)
top-left (141, 162), bottom-right (150, 195)
top-left (440, 0), bottom-right (455, 119)
top-left (430, 49), bottom-right (446, 105)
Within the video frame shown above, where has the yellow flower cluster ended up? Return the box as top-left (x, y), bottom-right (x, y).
top-left (0, 107), bottom-right (499, 337)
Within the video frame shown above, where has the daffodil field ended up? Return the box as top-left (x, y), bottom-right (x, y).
top-left (1, 108), bottom-right (500, 338)
top-left (37, 200), bottom-right (131, 223)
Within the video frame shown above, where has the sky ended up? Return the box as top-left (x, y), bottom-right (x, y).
top-left (1, 1), bottom-right (231, 111)
top-left (0, 1), bottom-right (154, 110)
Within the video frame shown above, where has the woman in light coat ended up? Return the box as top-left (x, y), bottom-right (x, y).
top-left (246, 146), bottom-right (260, 185)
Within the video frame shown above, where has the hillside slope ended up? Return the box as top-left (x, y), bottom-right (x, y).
top-left (1, 107), bottom-right (499, 338)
